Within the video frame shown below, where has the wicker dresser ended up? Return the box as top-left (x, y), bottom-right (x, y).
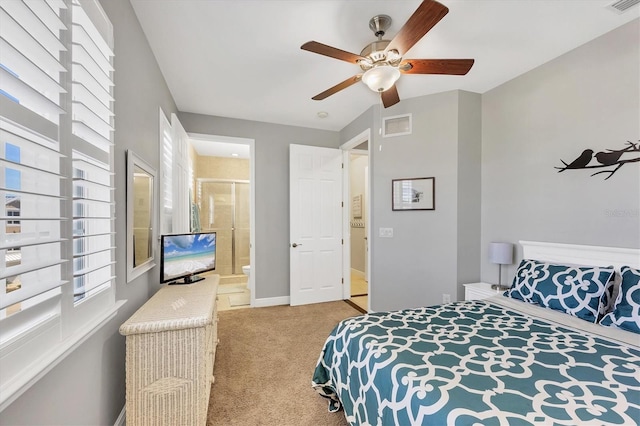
top-left (119, 274), bottom-right (219, 426)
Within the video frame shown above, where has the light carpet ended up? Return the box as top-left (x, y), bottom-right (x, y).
top-left (207, 301), bottom-right (360, 425)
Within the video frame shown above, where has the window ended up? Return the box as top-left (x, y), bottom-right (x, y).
top-left (0, 0), bottom-right (119, 408)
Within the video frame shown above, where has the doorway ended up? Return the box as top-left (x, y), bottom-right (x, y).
top-left (348, 153), bottom-right (368, 312)
top-left (188, 134), bottom-right (255, 310)
top-left (341, 129), bottom-right (371, 313)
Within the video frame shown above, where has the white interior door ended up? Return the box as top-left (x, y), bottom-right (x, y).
top-left (290, 144), bottom-right (343, 306)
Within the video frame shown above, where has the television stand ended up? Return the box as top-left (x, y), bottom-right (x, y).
top-left (120, 274), bottom-right (220, 425)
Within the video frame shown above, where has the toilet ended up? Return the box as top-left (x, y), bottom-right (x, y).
top-left (242, 265), bottom-right (250, 277)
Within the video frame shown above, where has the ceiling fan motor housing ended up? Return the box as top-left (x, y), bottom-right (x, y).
top-left (359, 40), bottom-right (402, 71)
top-left (369, 14), bottom-right (392, 37)
top-left (360, 39), bottom-right (390, 61)
top-left (359, 15), bottom-right (402, 71)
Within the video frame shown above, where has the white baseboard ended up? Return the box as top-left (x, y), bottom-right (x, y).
top-left (253, 296), bottom-right (290, 307)
top-left (114, 406), bottom-right (125, 426)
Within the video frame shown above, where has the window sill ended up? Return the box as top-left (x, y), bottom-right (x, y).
top-left (0, 299), bottom-right (127, 411)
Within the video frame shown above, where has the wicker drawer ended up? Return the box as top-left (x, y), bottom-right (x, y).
top-left (120, 274), bottom-right (220, 426)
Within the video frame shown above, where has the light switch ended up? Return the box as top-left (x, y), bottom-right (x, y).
top-left (379, 227), bottom-right (393, 238)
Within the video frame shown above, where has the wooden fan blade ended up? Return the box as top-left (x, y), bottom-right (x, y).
top-left (381, 85), bottom-right (400, 108)
top-left (385, 0), bottom-right (449, 56)
top-left (400, 59), bottom-right (474, 75)
top-left (301, 41), bottom-right (365, 64)
top-left (312, 75), bottom-right (362, 100)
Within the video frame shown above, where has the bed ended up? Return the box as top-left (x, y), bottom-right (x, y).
top-left (312, 241), bottom-right (640, 425)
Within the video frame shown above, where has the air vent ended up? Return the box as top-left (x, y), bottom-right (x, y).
top-left (607, 0), bottom-right (639, 13)
top-left (383, 114), bottom-right (412, 138)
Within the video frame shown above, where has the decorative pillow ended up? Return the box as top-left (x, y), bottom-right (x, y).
top-left (599, 266), bottom-right (640, 334)
top-left (599, 272), bottom-right (619, 320)
top-left (505, 259), bottom-right (615, 323)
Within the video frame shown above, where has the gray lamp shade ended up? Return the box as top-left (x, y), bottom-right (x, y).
top-left (489, 242), bottom-right (514, 265)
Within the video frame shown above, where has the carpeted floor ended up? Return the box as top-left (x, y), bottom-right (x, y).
top-left (207, 301), bottom-right (360, 425)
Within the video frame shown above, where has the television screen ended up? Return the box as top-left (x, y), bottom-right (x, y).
top-left (160, 232), bottom-right (216, 284)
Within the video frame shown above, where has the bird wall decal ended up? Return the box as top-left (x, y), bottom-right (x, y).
top-left (595, 151), bottom-right (623, 166)
top-left (555, 141), bottom-right (640, 180)
top-left (557, 149), bottom-right (594, 171)
top-left (594, 143), bottom-right (638, 165)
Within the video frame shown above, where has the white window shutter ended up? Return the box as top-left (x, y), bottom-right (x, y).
top-left (0, 0), bottom-right (118, 407)
top-left (0, 0), bottom-right (68, 345)
top-left (70, 0), bottom-right (115, 302)
top-left (160, 109), bottom-right (173, 235)
top-left (170, 113), bottom-right (190, 233)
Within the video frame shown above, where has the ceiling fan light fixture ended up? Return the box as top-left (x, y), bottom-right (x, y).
top-left (362, 64), bottom-right (400, 93)
top-left (357, 58), bottom-right (373, 71)
top-left (386, 49), bottom-right (402, 65)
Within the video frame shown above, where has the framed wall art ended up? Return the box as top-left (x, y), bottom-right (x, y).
top-left (392, 177), bottom-right (435, 211)
top-left (352, 194), bottom-right (362, 219)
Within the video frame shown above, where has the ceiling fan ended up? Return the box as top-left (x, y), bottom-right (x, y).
top-left (301, 0), bottom-right (474, 108)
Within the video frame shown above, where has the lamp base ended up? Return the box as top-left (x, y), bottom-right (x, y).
top-left (491, 284), bottom-right (510, 291)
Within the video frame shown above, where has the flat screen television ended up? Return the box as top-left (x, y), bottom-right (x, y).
top-left (160, 232), bottom-right (216, 285)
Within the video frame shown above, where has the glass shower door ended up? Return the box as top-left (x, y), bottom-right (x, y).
top-left (198, 180), bottom-right (249, 276)
top-left (233, 182), bottom-right (250, 274)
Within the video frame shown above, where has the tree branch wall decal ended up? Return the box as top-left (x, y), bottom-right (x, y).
top-left (555, 141), bottom-right (640, 180)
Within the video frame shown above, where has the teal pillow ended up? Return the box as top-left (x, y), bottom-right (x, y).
top-left (505, 259), bottom-right (615, 323)
top-left (599, 266), bottom-right (640, 334)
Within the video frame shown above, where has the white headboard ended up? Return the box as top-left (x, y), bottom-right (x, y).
top-left (520, 241), bottom-right (640, 271)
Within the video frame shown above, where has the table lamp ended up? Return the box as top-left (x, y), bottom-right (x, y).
top-left (489, 242), bottom-right (514, 291)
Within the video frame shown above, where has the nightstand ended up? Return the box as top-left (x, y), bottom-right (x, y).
top-left (463, 282), bottom-right (506, 301)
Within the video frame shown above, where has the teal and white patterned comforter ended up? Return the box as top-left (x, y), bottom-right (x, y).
top-left (312, 299), bottom-right (640, 425)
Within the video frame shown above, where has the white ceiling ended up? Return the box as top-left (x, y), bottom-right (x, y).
top-left (189, 134), bottom-right (251, 158)
top-left (131, 0), bottom-right (638, 133)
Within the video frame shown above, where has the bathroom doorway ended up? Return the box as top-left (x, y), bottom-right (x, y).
top-left (341, 129), bottom-right (371, 313)
top-left (189, 134), bottom-right (255, 310)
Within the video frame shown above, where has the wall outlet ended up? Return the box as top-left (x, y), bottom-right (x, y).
top-left (442, 293), bottom-right (451, 304)
top-left (379, 227), bottom-right (393, 238)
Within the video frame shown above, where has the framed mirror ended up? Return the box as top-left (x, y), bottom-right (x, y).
top-left (127, 150), bottom-right (157, 282)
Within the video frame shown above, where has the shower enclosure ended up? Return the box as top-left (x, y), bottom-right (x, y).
top-left (196, 179), bottom-right (250, 276)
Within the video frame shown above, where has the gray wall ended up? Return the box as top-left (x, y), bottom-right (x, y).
top-left (370, 93), bottom-right (459, 311)
top-left (481, 19), bottom-right (640, 284)
top-left (353, 91), bottom-right (482, 311)
top-left (176, 113), bottom-right (341, 299)
top-left (0, 0), bottom-right (178, 424)
top-left (456, 91), bottom-right (482, 296)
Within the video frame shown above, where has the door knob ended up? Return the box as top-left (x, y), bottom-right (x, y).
top-left (292, 243), bottom-right (302, 248)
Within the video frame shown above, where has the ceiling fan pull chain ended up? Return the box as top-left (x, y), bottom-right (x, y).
top-left (379, 97), bottom-right (383, 151)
